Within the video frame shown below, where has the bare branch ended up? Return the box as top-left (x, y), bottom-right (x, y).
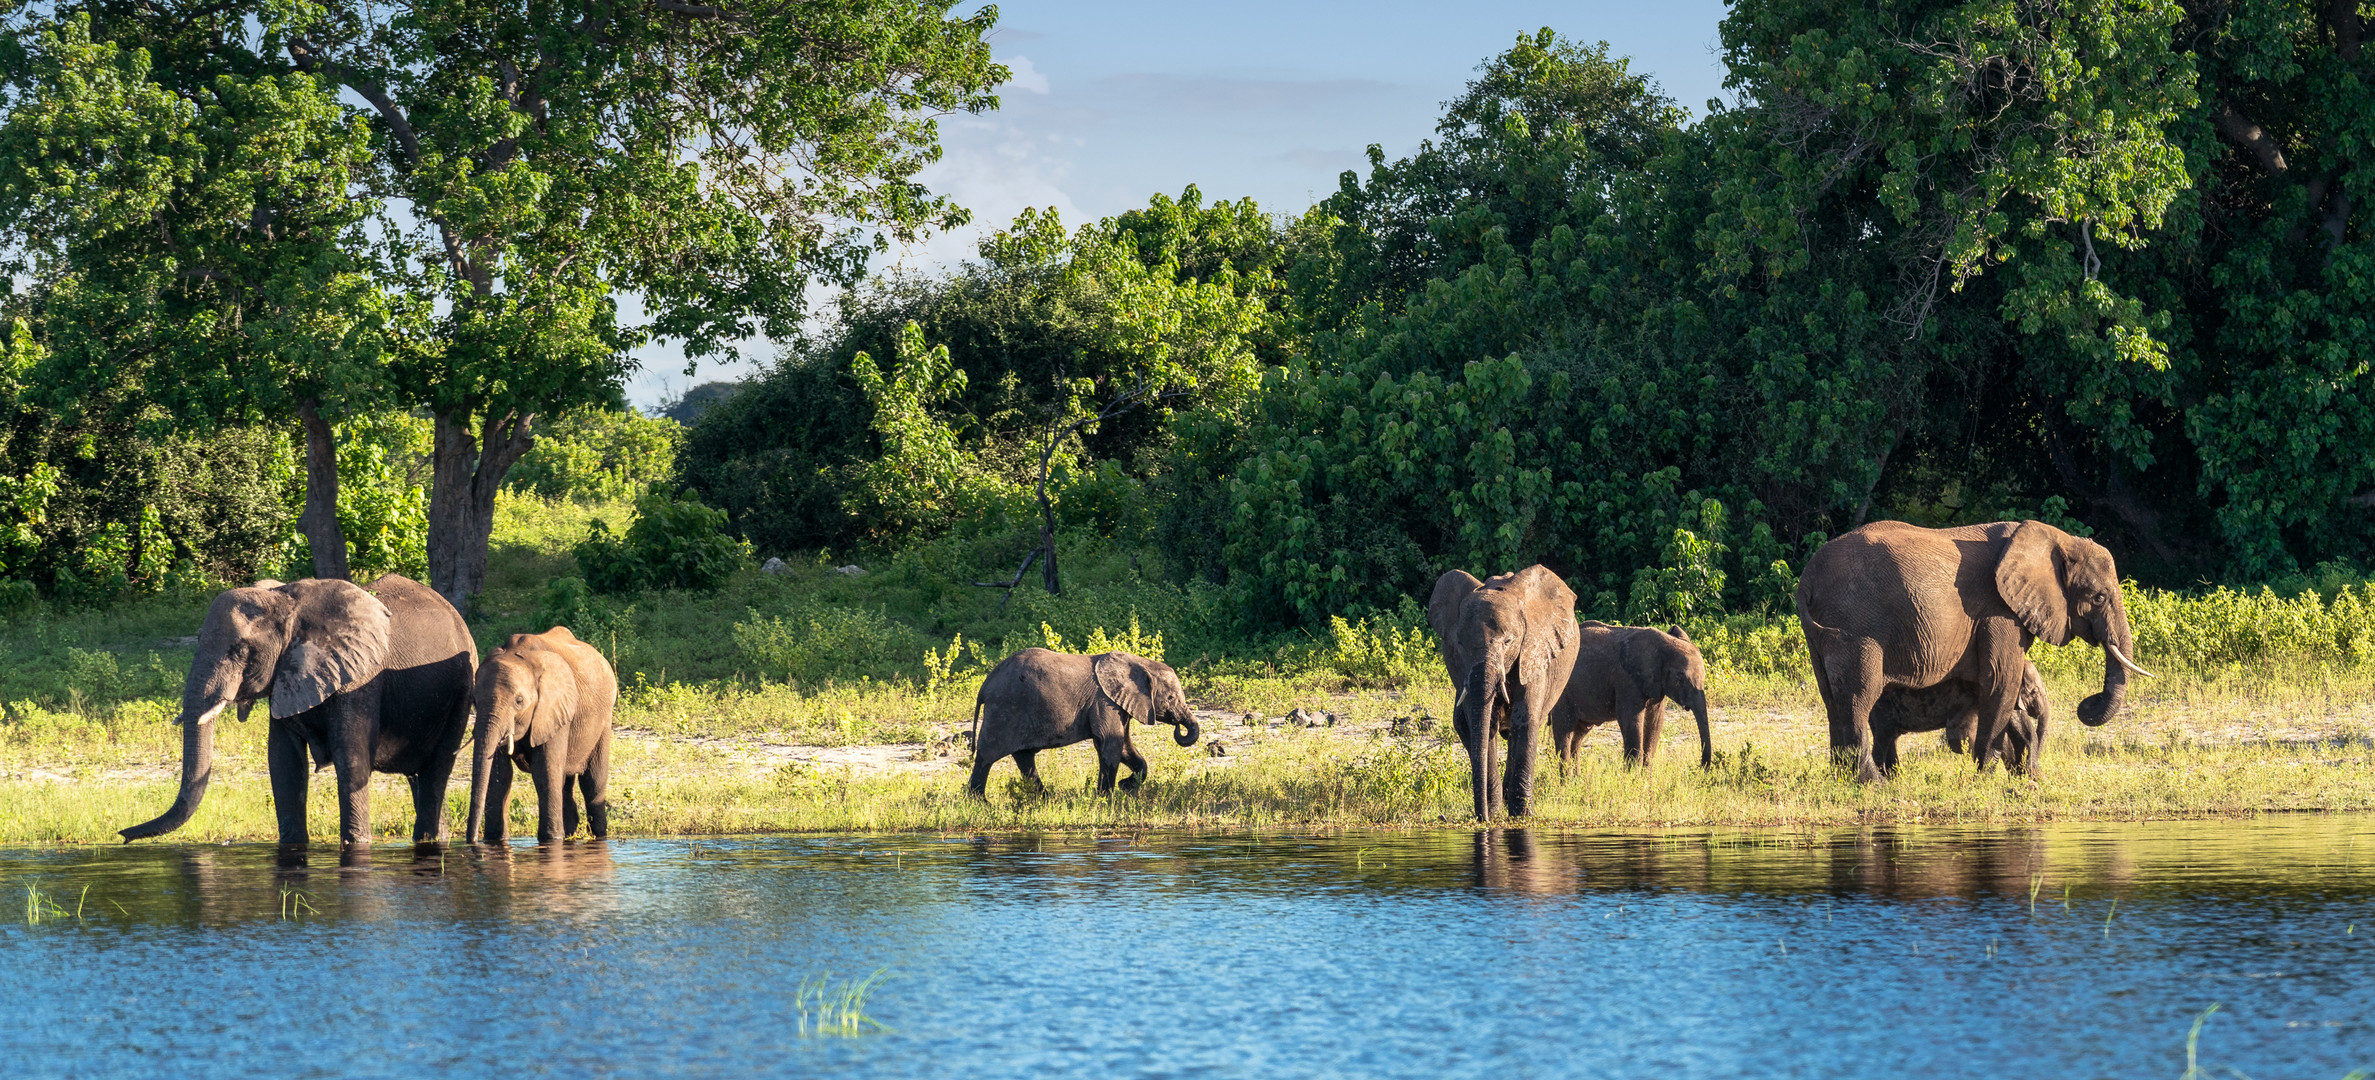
top-left (2212, 103), bottom-right (2289, 177)
top-left (654, 0), bottom-right (745, 22)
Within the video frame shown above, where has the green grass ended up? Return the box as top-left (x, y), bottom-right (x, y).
top-left (3, 493), bottom-right (2375, 844)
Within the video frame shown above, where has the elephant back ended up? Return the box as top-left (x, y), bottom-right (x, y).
top-left (361, 574), bottom-right (474, 672)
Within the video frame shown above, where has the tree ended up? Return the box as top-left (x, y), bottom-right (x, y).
top-left (271, 0), bottom-right (1004, 609)
top-left (0, 13), bottom-right (383, 581)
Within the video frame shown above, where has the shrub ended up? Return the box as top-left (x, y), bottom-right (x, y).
top-left (508, 408), bottom-right (683, 504)
top-left (1328, 613), bottom-right (1439, 688)
top-left (576, 491), bottom-right (749, 594)
top-left (734, 603), bottom-right (929, 685)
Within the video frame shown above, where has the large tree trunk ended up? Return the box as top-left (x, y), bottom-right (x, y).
top-left (294, 400), bottom-right (350, 581)
top-left (427, 407), bottom-right (535, 615)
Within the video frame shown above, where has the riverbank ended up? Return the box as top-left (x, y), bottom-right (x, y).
top-left (4, 664), bottom-right (2371, 843)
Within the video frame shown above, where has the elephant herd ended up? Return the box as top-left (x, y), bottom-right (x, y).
top-left (118, 574), bottom-right (616, 848)
top-left (968, 517), bottom-right (2151, 823)
top-left (116, 518), bottom-right (2150, 842)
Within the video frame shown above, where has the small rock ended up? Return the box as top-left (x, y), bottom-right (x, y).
top-left (1286, 707), bottom-right (1326, 728)
top-left (1417, 717), bottom-right (1437, 733)
top-left (1324, 712), bottom-right (1341, 727)
top-left (1241, 712), bottom-right (1258, 727)
top-left (833, 564), bottom-right (866, 576)
top-left (1206, 740), bottom-right (1229, 757)
top-left (760, 557), bottom-right (790, 575)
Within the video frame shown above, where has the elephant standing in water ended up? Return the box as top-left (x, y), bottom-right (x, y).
top-left (967, 648), bottom-right (1199, 797)
top-left (1429, 567), bottom-right (1581, 821)
top-left (120, 575), bottom-right (475, 846)
top-left (1549, 623), bottom-right (1711, 769)
top-left (1795, 519), bottom-right (2151, 781)
top-left (465, 627), bottom-right (618, 844)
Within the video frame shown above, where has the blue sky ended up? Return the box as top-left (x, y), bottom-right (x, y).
top-left (628, 0), bottom-right (1731, 408)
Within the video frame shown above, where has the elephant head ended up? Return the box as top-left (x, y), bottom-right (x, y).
top-left (1995, 520), bottom-right (2152, 727)
top-left (120, 579), bottom-right (392, 842)
top-left (1094, 652), bottom-right (1198, 747)
top-left (1624, 626), bottom-right (1712, 768)
top-left (465, 636), bottom-right (582, 843)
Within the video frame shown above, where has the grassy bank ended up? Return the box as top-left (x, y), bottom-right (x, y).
top-left (2, 495), bottom-right (2373, 843)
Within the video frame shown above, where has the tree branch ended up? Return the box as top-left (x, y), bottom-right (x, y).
top-left (2333, 0), bottom-right (2363, 62)
top-left (653, 0), bottom-right (745, 22)
top-left (288, 36), bottom-right (423, 172)
top-left (2212, 102), bottom-right (2289, 177)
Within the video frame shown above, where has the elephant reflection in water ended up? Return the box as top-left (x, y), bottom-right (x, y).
top-left (1469, 829), bottom-right (1586, 895)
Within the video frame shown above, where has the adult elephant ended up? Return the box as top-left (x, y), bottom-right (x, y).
top-left (120, 575), bottom-right (476, 846)
top-left (1795, 520), bottom-right (2150, 782)
top-left (1428, 566), bottom-right (1581, 821)
top-left (1549, 623), bottom-right (1711, 769)
top-left (966, 648), bottom-right (1199, 797)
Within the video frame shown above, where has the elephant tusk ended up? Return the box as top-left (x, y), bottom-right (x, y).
top-left (2105, 641), bottom-right (2156, 679)
top-left (189, 701), bottom-right (226, 726)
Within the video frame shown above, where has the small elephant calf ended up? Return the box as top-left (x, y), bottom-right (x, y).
top-left (968, 648), bottom-right (1200, 797)
top-left (1548, 622), bottom-right (1712, 769)
top-left (465, 627), bottom-right (618, 843)
top-left (1875, 660), bottom-right (2051, 775)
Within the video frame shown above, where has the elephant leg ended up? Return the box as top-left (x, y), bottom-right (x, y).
top-left (1094, 738), bottom-right (1124, 793)
top-left (530, 748), bottom-right (569, 843)
top-left (1873, 727), bottom-right (1901, 775)
top-left (1117, 740), bottom-right (1148, 793)
top-left (1616, 707), bottom-right (1645, 766)
top-left (582, 731), bottom-right (612, 839)
top-left (1639, 700), bottom-right (1667, 768)
top-left (329, 698), bottom-right (377, 847)
top-left (483, 754), bottom-right (515, 845)
top-left (267, 717), bottom-right (311, 846)
top-left (1834, 639), bottom-right (1886, 783)
top-left (562, 775), bottom-right (581, 839)
top-left (965, 748), bottom-right (1004, 797)
top-left (1807, 638), bottom-right (1853, 758)
top-left (1504, 694), bottom-right (1545, 817)
top-left (1012, 749), bottom-right (1044, 791)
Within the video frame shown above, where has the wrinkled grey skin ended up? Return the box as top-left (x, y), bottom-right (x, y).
top-left (120, 575), bottom-right (474, 846)
top-left (967, 648), bottom-right (1198, 796)
top-left (1796, 519), bottom-right (2143, 782)
top-left (1871, 659), bottom-right (2051, 774)
top-left (1428, 566), bottom-right (1581, 821)
top-left (465, 627), bottom-right (618, 845)
top-left (1550, 622), bottom-right (1712, 769)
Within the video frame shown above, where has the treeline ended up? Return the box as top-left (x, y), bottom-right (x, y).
top-left (688, 5), bottom-right (2375, 631)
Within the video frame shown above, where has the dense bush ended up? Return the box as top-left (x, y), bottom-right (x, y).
top-left (507, 408), bottom-right (683, 504)
top-left (575, 490), bottom-right (749, 593)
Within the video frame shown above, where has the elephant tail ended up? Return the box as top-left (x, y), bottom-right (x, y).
top-left (969, 698), bottom-right (984, 761)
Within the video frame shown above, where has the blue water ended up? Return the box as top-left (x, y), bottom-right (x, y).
top-left (3, 819), bottom-right (2372, 1078)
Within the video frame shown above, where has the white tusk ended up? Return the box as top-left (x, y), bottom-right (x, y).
top-left (189, 701), bottom-right (227, 726)
top-left (2104, 641), bottom-right (2157, 679)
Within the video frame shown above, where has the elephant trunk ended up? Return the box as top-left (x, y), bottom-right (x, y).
top-left (119, 698), bottom-right (226, 842)
top-left (1171, 715), bottom-right (1200, 747)
top-left (464, 704), bottom-right (504, 844)
top-left (1687, 686), bottom-right (1712, 769)
top-left (2078, 604), bottom-right (2135, 728)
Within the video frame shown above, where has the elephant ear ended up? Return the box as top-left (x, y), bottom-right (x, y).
top-left (1617, 631), bottom-right (1665, 698)
top-left (524, 648), bottom-right (579, 748)
top-left (269, 580), bottom-right (392, 719)
top-left (1666, 625), bottom-right (1690, 642)
top-left (1427, 571), bottom-right (1481, 645)
top-left (1996, 521), bottom-right (2072, 646)
top-left (1093, 653), bottom-right (1155, 721)
top-left (1518, 612), bottom-right (1574, 688)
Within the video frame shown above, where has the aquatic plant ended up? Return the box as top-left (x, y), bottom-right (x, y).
top-left (794, 968), bottom-right (890, 1037)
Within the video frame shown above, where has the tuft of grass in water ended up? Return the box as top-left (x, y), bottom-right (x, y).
top-left (279, 888), bottom-right (317, 919)
top-left (794, 968), bottom-right (890, 1037)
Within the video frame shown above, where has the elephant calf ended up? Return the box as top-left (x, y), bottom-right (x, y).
top-left (465, 627), bottom-right (618, 844)
top-left (1875, 660), bottom-right (2051, 775)
top-left (1549, 622), bottom-right (1712, 769)
top-left (968, 648), bottom-right (1199, 797)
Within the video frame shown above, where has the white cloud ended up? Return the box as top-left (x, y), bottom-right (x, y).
top-left (1001, 54), bottom-right (1051, 94)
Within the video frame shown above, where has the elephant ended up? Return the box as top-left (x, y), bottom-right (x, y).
top-left (1794, 519), bottom-right (2151, 782)
top-left (120, 574), bottom-right (476, 846)
top-left (464, 627), bottom-right (618, 844)
top-left (1428, 566), bottom-right (1581, 821)
top-left (966, 648), bottom-right (1199, 796)
top-left (1875, 657), bottom-right (2051, 773)
top-left (1547, 622), bottom-right (1712, 769)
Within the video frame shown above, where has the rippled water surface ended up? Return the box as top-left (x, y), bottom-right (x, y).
top-left (4, 818), bottom-right (2374, 1078)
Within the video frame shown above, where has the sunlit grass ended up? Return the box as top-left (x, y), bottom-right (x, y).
top-left (793, 969), bottom-right (890, 1037)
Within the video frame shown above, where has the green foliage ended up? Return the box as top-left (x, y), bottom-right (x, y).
top-left (1039, 611), bottom-right (1165, 661)
top-left (329, 413), bottom-right (430, 581)
top-left (1327, 612), bottom-right (1440, 689)
top-left (506, 408), bottom-right (683, 504)
top-left (575, 491), bottom-right (750, 594)
top-left (734, 603), bottom-right (928, 686)
top-left (680, 193), bottom-right (1280, 555)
